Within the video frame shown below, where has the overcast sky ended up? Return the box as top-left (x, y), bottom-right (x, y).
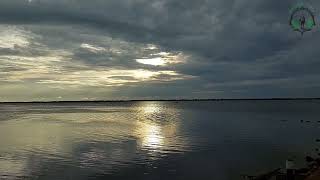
top-left (0, 0), bottom-right (319, 101)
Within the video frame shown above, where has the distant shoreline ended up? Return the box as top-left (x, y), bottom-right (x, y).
top-left (1, 98), bottom-right (320, 103)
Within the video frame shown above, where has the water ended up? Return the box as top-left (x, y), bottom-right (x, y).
top-left (0, 100), bottom-right (320, 180)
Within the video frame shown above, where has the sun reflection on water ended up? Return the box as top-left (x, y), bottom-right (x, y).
top-left (140, 123), bottom-right (164, 149)
top-left (141, 104), bottom-right (160, 114)
top-left (135, 102), bottom-right (186, 155)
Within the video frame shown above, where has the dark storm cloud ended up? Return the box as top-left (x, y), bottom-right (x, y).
top-left (0, 0), bottom-right (320, 100)
top-left (0, 1), bottom-right (299, 56)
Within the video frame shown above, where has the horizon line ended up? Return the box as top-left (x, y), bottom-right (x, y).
top-left (1, 97), bottom-right (320, 103)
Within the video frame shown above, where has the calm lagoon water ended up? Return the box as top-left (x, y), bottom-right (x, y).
top-left (1, 100), bottom-right (320, 180)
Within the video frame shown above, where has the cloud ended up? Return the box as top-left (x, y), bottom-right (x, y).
top-left (0, 24), bottom-right (195, 100)
top-left (0, 0), bottom-right (319, 100)
top-left (0, 25), bottom-right (31, 49)
top-left (80, 43), bottom-right (107, 53)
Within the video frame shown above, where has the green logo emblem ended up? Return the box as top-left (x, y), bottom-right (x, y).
top-left (289, 4), bottom-right (316, 35)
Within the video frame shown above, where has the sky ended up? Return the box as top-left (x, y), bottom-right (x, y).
top-left (0, 0), bottom-right (319, 101)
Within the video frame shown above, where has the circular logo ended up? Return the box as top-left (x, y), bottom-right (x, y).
top-left (290, 5), bottom-right (316, 35)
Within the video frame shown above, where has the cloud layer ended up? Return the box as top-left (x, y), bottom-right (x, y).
top-left (0, 0), bottom-right (319, 101)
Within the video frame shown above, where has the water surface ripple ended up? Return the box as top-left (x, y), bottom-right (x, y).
top-left (1, 100), bottom-right (320, 180)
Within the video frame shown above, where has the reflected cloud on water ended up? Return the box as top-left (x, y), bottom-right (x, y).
top-left (0, 102), bottom-right (189, 178)
top-left (2, 101), bottom-right (320, 180)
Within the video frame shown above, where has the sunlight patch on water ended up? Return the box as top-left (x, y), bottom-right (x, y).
top-left (140, 123), bottom-right (164, 149)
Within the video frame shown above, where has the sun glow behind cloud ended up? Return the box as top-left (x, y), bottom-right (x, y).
top-left (1, 50), bottom-right (192, 87)
top-left (1, 51), bottom-right (189, 86)
top-left (136, 57), bottom-right (166, 66)
top-left (37, 69), bottom-right (191, 87)
top-left (136, 44), bottom-right (187, 66)
top-left (0, 25), bottom-right (196, 101)
top-left (0, 30), bottom-right (193, 88)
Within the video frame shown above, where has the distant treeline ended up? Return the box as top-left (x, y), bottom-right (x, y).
top-left (1, 98), bottom-right (320, 104)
